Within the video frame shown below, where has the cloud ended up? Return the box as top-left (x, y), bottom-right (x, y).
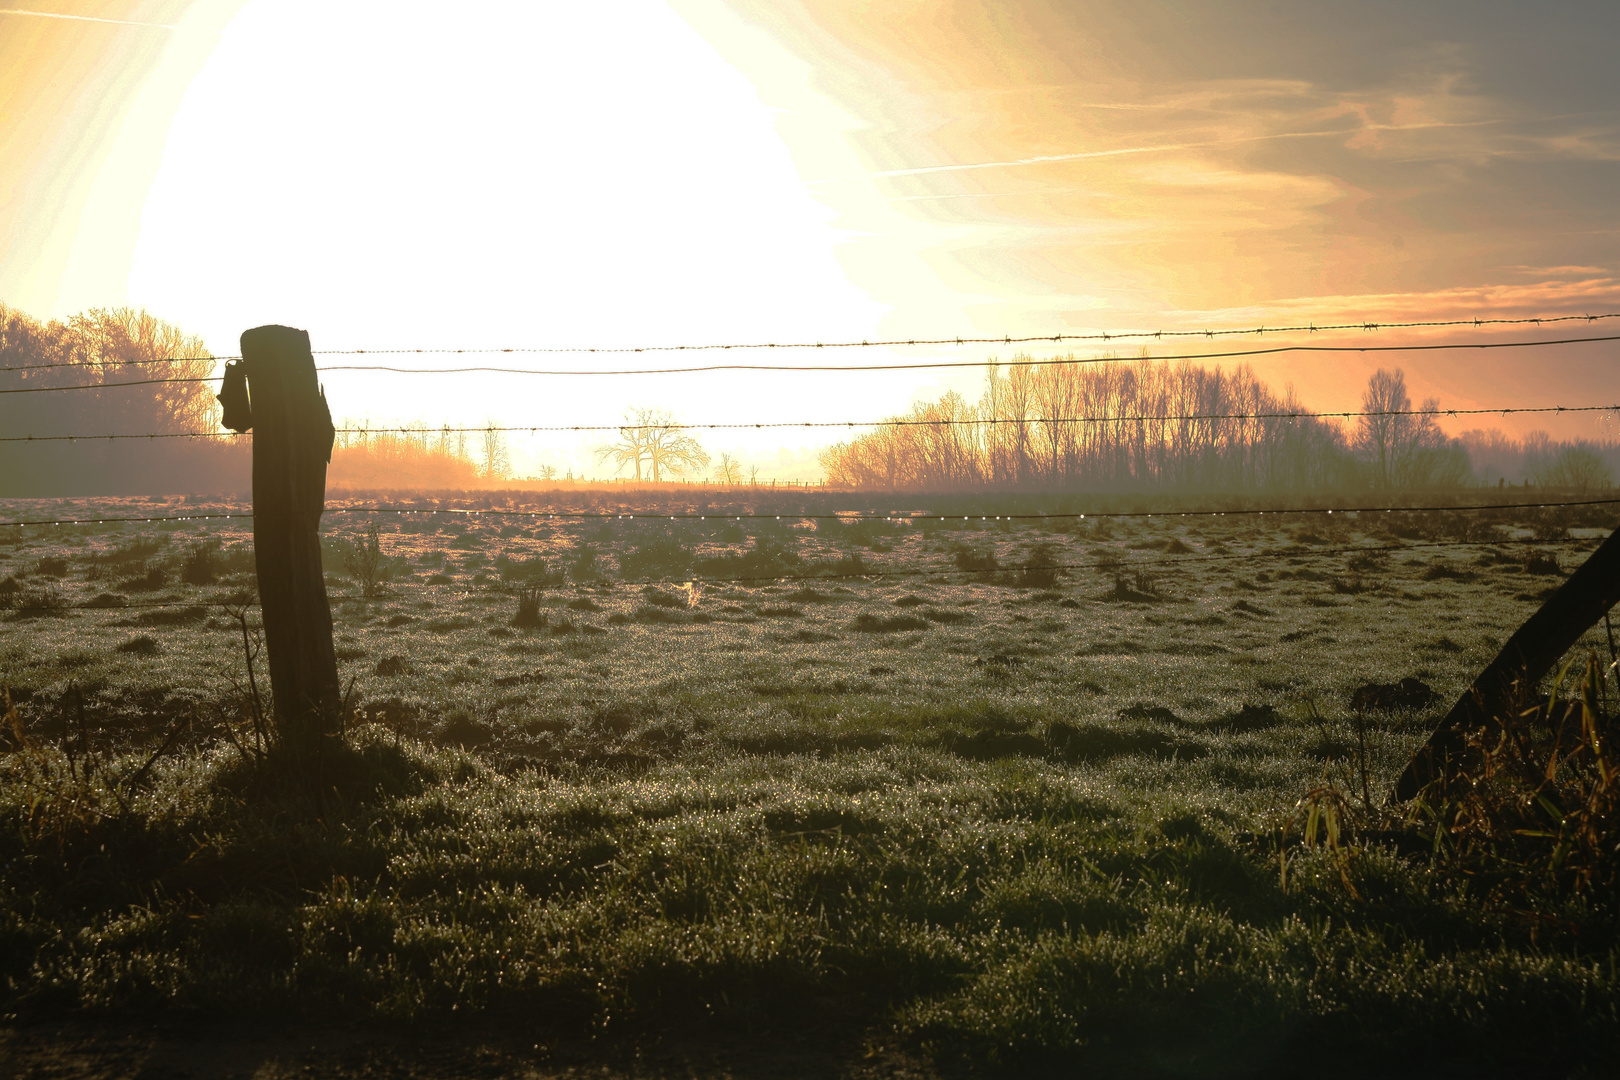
top-left (1170, 277), bottom-right (1620, 328)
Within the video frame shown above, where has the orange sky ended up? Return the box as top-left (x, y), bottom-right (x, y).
top-left (3, 0), bottom-right (1618, 475)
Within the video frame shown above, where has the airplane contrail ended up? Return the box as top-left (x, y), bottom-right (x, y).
top-left (863, 116), bottom-right (1570, 180)
top-left (0, 7), bottom-right (175, 29)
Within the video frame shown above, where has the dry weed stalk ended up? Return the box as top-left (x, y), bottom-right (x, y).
top-left (1413, 653), bottom-right (1618, 902)
top-left (216, 605), bottom-right (274, 765)
top-left (343, 521), bottom-right (390, 598)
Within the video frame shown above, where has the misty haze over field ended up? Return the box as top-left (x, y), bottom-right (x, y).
top-left (3, 2), bottom-right (1619, 1076)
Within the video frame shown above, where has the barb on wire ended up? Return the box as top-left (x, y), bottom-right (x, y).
top-left (304, 312), bottom-right (1620, 356)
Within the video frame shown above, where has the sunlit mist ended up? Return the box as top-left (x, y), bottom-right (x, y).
top-left (4, 0), bottom-right (1619, 475)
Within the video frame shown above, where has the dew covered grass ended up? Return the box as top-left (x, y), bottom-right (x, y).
top-left (1, 493), bottom-right (1616, 1074)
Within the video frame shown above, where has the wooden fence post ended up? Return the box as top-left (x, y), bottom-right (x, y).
top-left (1393, 526), bottom-right (1620, 801)
top-left (241, 325), bottom-right (340, 754)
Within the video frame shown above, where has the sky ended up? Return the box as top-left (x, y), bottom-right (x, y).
top-left (3, 0), bottom-right (1618, 478)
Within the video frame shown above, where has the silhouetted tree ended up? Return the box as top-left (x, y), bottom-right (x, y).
top-left (0, 303), bottom-right (246, 494)
top-left (596, 408), bottom-right (708, 482)
top-left (479, 422), bottom-right (511, 480)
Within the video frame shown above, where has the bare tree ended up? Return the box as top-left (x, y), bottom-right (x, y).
top-left (1354, 368), bottom-right (1407, 488)
top-left (596, 421), bottom-right (650, 480)
top-left (1536, 443), bottom-right (1613, 493)
top-left (479, 422), bottom-right (510, 480)
top-left (714, 452), bottom-right (741, 486)
top-left (596, 408), bottom-right (708, 482)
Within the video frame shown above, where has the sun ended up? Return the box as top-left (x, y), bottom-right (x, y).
top-left (116, 0), bottom-right (891, 441)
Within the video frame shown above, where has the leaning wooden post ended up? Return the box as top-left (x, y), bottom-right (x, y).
top-left (1392, 526), bottom-right (1620, 802)
top-left (240, 325), bottom-right (340, 754)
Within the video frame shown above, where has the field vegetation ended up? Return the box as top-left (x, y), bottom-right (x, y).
top-left (2, 490), bottom-right (1617, 1074)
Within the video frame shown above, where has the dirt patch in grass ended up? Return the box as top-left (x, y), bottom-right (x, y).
top-left (114, 634), bottom-right (161, 656)
top-left (765, 629), bottom-right (841, 645)
top-left (1046, 719), bottom-right (1207, 761)
top-left (121, 605), bottom-right (208, 626)
top-left (851, 613), bottom-right (930, 633)
top-left (1350, 678), bottom-right (1436, 712)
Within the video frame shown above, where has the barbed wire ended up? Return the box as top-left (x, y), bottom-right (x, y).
top-left (0, 376), bottom-right (215, 395)
top-left (0, 355), bottom-right (230, 374)
top-left (4, 496), bottom-right (1615, 530)
top-left (0, 512), bottom-right (252, 526)
top-left (5, 312), bottom-right (1613, 375)
top-left (313, 333), bottom-right (1620, 377)
top-left (303, 312), bottom-right (1620, 354)
top-left (335, 402), bottom-right (1620, 431)
top-left (6, 401), bottom-right (1618, 444)
top-left (0, 432), bottom-right (250, 443)
top-left (1, 533), bottom-right (1598, 613)
top-left (318, 496), bottom-right (1620, 521)
top-left (7, 333), bottom-right (1619, 392)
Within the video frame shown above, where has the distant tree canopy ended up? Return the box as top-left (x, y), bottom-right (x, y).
top-left (1455, 429), bottom-right (1619, 490)
top-left (0, 303), bottom-right (247, 495)
top-left (820, 358), bottom-right (1480, 493)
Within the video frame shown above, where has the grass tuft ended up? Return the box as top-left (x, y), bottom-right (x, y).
top-left (510, 587), bottom-right (547, 629)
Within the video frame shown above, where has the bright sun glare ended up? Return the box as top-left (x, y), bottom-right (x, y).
top-left (113, 0), bottom-right (899, 467)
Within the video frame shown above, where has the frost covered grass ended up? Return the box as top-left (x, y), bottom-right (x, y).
top-left (1, 495), bottom-right (1616, 1073)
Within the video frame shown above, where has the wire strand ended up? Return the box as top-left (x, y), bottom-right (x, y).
top-left (7, 401), bottom-right (1617, 443)
top-left (4, 496), bottom-right (1615, 529)
top-left (324, 402), bottom-right (1620, 433)
top-left (3, 311), bottom-right (1615, 373)
top-left (310, 333), bottom-right (1620, 377)
top-left (7, 334), bottom-right (1616, 390)
top-left (0, 376), bottom-right (214, 394)
top-left (304, 312), bottom-right (1620, 355)
top-left (316, 496), bottom-right (1620, 521)
top-left (0, 355), bottom-right (236, 374)
top-left (16, 330), bottom-right (1616, 393)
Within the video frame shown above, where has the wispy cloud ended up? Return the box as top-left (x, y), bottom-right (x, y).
top-left (0, 8), bottom-right (174, 29)
top-left (864, 115), bottom-right (1583, 180)
top-left (1173, 277), bottom-right (1620, 328)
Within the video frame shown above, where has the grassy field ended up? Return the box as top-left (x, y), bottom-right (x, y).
top-left (1, 492), bottom-right (1616, 1076)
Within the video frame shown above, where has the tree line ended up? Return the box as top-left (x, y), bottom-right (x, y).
top-left (818, 356), bottom-right (1613, 493)
top-left (0, 303), bottom-right (245, 495)
top-left (4, 301), bottom-right (1612, 496)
